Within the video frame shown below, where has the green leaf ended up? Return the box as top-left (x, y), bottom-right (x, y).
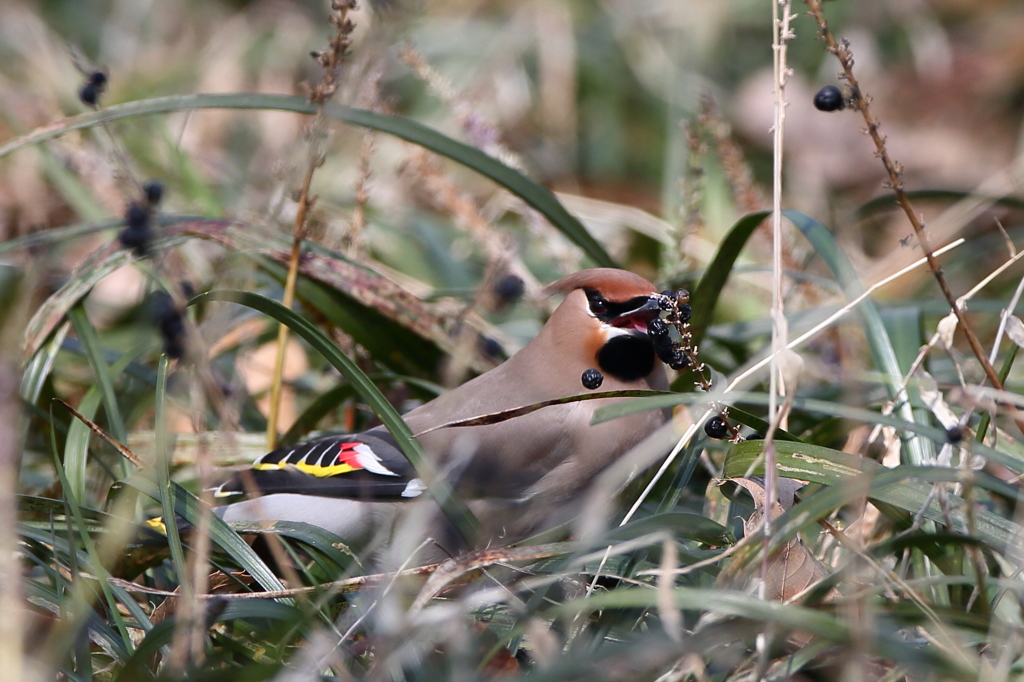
top-left (724, 439), bottom-right (1020, 548)
top-left (192, 289), bottom-right (481, 544)
top-left (0, 93), bottom-right (615, 267)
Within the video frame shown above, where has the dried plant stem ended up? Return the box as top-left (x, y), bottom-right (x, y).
top-left (266, 1), bottom-right (356, 450)
top-left (804, 0), bottom-right (1005, 396)
top-left (266, 160), bottom-right (318, 450)
top-left (758, 0), bottom-right (795, 674)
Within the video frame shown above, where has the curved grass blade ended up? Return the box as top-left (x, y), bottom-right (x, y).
top-left (21, 322), bottom-right (69, 402)
top-left (62, 346), bottom-right (150, 503)
top-left (594, 390), bottom-right (1022, 473)
top-left (67, 305), bottom-right (127, 445)
top-left (126, 475), bottom-right (288, 596)
top-left (688, 210), bottom-right (770, 349)
top-left (281, 374), bottom-right (443, 446)
top-left (234, 521), bottom-right (357, 576)
top-left (193, 289), bottom-right (481, 544)
top-left (257, 256), bottom-right (447, 376)
top-left (606, 511), bottom-right (733, 547)
top-left (0, 92), bottom-right (615, 267)
top-left (46, 412), bottom-right (134, 658)
top-left (154, 357), bottom-right (193, 607)
top-left (784, 209), bottom-right (929, 465)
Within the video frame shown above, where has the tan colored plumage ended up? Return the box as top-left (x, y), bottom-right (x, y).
top-left (216, 268), bottom-right (670, 559)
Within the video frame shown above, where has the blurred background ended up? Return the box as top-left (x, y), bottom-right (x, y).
top-left (3, 0), bottom-right (1024, 497)
top-left (5, 1), bottom-right (1024, 678)
top-left (3, 0), bottom-right (1024, 505)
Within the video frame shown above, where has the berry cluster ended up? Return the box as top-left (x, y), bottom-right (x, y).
top-left (647, 288), bottom-right (746, 442)
top-left (119, 181), bottom-right (164, 257)
top-left (647, 288), bottom-right (695, 372)
top-left (150, 290), bottom-right (187, 360)
top-left (78, 70), bottom-right (107, 107)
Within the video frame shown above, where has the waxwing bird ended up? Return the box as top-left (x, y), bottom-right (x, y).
top-left (213, 268), bottom-right (670, 558)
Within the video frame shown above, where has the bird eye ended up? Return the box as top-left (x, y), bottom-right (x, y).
top-left (585, 288), bottom-right (610, 316)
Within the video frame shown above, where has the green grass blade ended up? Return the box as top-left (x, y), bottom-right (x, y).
top-left (67, 305), bottom-right (127, 445)
top-left (784, 209), bottom-right (929, 465)
top-left (62, 346), bottom-right (151, 501)
top-left (154, 357), bottom-right (193, 606)
top-left (63, 389), bottom-right (101, 505)
top-left (47, 412), bottom-right (134, 658)
top-left (126, 476), bottom-right (288, 597)
top-left (0, 92), bottom-right (615, 267)
top-left (689, 210), bottom-right (769, 349)
top-left (593, 390), bottom-right (1021, 472)
top-left (725, 439), bottom-right (1019, 548)
top-left (257, 256), bottom-right (446, 375)
top-left (21, 322), bottom-right (70, 402)
top-left (192, 289), bottom-right (482, 544)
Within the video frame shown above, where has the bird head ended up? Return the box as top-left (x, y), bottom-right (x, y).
top-left (543, 268), bottom-right (664, 384)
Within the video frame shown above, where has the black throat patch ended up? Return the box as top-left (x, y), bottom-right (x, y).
top-left (596, 334), bottom-right (656, 383)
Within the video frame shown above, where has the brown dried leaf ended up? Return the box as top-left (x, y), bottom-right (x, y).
top-left (729, 477), bottom-right (833, 603)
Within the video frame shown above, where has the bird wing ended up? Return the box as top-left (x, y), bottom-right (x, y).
top-left (212, 432), bottom-right (426, 501)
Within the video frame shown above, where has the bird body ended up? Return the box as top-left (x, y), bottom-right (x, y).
top-left (214, 268), bottom-right (670, 558)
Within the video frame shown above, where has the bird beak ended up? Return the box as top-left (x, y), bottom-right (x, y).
top-left (609, 296), bottom-right (662, 333)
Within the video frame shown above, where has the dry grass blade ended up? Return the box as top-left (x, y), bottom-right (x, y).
top-left (54, 399), bottom-right (145, 469)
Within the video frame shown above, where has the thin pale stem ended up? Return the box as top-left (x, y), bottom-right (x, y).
top-left (266, 160), bottom-right (317, 450)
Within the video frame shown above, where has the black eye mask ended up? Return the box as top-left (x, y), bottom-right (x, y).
top-left (584, 288), bottom-right (653, 323)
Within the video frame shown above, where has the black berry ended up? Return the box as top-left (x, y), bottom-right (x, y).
top-left (668, 347), bottom-right (690, 371)
top-left (658, 290), bottom-right (675, 311)
top-left (79, 71), bottom-right (108, 107)
top-left (647, 317), bottom-right (670, 338)
top-left (125, 203), bottom-right (149, 230)
top-left (946, 426), bottom-right (963, 444)
top-left (151, 291), bottom-right (186, 359)
top-left (477, 335), bottom-right (504, 359)
top-left (143, 181), bottom-right (164, 206)
top-left (581, 368), bottom-right (604, 390)
top-left (79, 82), bottom-right (99, 106)
top-left (119, 203), bottom-right (151, 256)
top-left (653, 334), bottom-right (675, 358)
top-left (677, 304), bottom-right (691, 324)
top-left (119, 225), bottom-right (150, 257)
top-left (493, 274), bottom-right (524, 303)
top-left (704, 416), bottom-right (729, 439)
top-left (813, 85), bottom-right (845, 112)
